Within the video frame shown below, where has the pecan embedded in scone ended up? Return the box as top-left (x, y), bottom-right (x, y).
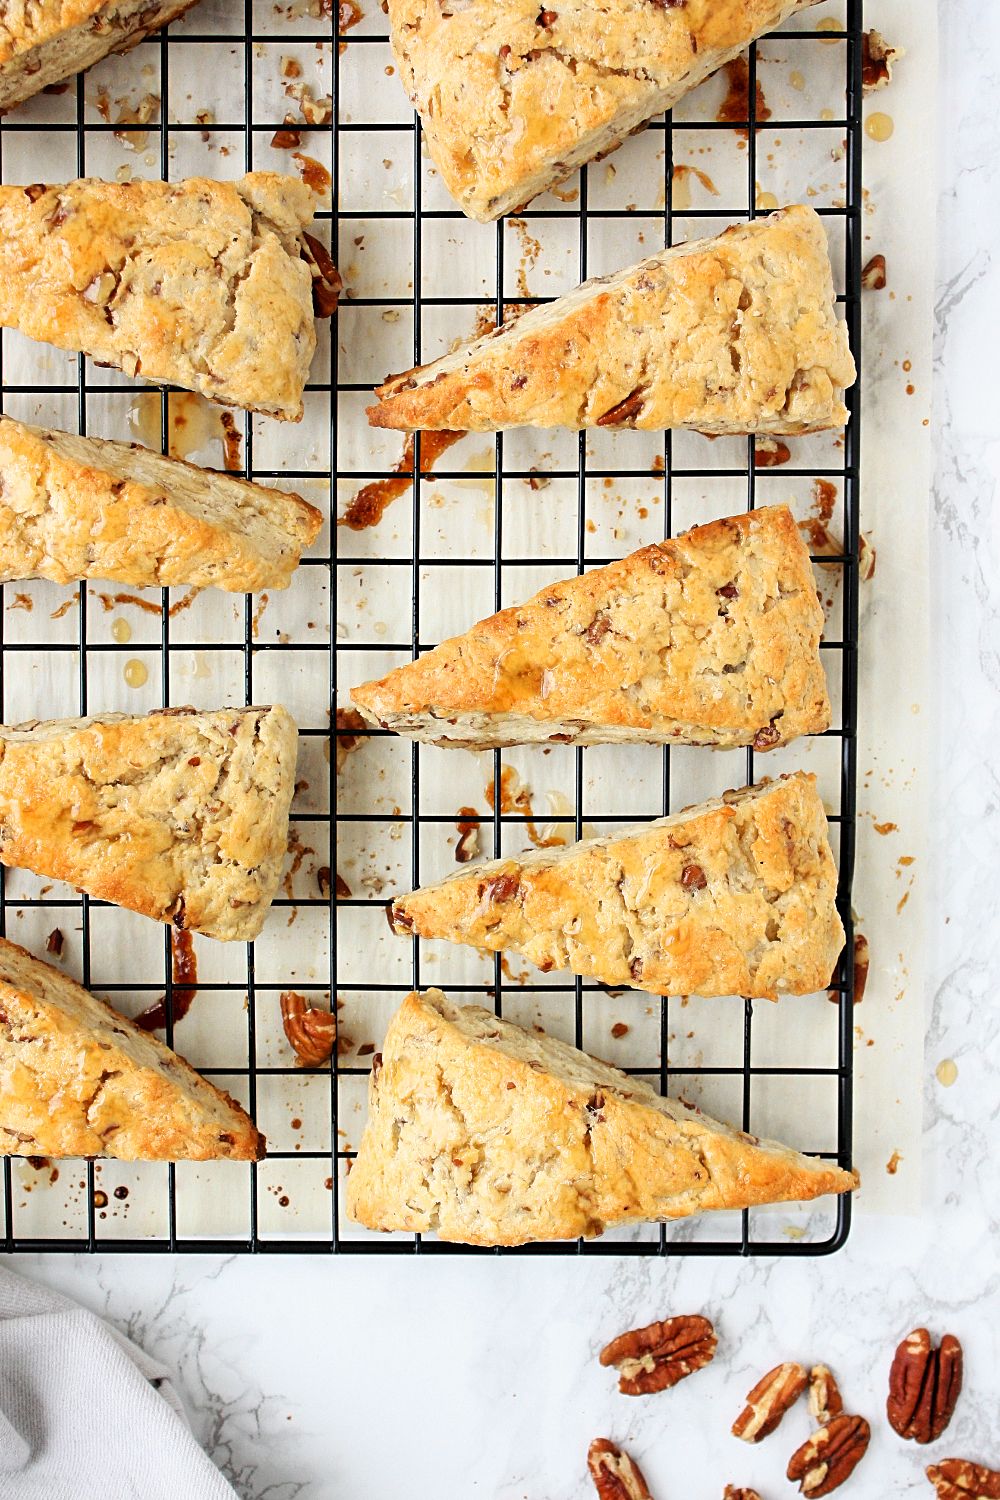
top-left (345, 989), bottom-right (859, 1245)
top-left (0, 174), bottom-right (336, 420)
top-left (0, 0), bottom-right (200, 115)
top-left (351, 506), bottom-right (830, 752)
top-left (389, 774), bottom-right (845, 1000)
top-left (0, 936), bottom-right (263, 1160)
top-left (368, 208), bottom-right (856, 433)
top-left (0, 416), bottom-right (322, 592)
top-left (0, 705), bottom-right (298, 941)
top-left (385, 0), bottom-right (823, 220)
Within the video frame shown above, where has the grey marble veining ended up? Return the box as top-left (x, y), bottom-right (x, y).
top-left (9, 1), bottom-right (1000, 1496)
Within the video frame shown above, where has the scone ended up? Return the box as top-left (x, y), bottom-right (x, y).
top-left (0, 705), bottom-right (298, 941)
top-left (390, 773), bottom-right (844, 999)
top-left (0, 937), bottom-right (263, 1160)
top-left (0, 174), bottom-right (341, 421)
top-left (370, 208), bottom-right (855, 434)
top-left (386, 0), bottom-right (822, 221)
top-left (346, 989), bottom-right (858, 1244)
top-left (0, 415), bottom-right (323, 592)
top-left (352, 505), bottom-right (829, 750)
top-left (0, 0), bottom-right (200, 115)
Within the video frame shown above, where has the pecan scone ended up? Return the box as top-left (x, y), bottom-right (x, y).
top-left (345, 989), bottom-right (859, 1244)
top-left (369, 208), bottom-right (855, 434)
top-left (0, 936), bottom-right (263, 1160)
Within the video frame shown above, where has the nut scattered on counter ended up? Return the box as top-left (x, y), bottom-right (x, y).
top-left (732, 1360), bottom-right (807, 1442)
top-left (808, 1364), bottom-right (845, 1426)
top-left (280, 990), bottom-right (337, 1066)
top-left (888, 1328), bottom-right (964, 1444)
top-left (861, 254), bottom-right (887, 291)
top-left (587, 1439), bottom-right (653, 1500)
top-left (724, 1489), bottom-right (763, 1500)
top-left (862, 30), bottom-right (903, 93)
top-left (927, 1460), bottom-right (1000, 1498)
top-left (599, 1314), bottom-right (717, 1396)
top-left (787, 1414), bottom-right (871, 1497)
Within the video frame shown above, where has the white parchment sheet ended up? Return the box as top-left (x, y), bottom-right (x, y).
top-left (0, 0), bottom-right (930, 1242)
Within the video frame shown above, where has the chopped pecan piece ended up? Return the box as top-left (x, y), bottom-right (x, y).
top-left (481, 872), bottom-right (520, 904)
top-left (724, 1490), bottom-right (763, 1500)
top-left (809, 1365), bottom-right (844, 1426)
top-left (587, 1439), bottom-right (653, 1500)
top-left (302, 231), bottom-right (342, 318)
top-left (861, 253), bottom-right (887, 291)
top-left (787, 1415), bottom-right (870, 1497)
top-left (599, 1314), bottom-right (716, 1396)
top-left (862, 29), bottom-right (902, 93)
top-left (732, 1360), bottom-right (807, 1442)
top-left (597, 387), bottom-right (648, 427)
top-left (927, 1461), bottom-right (1000, 1499)
top-left (280, 991), bottom-right (337, 1067)
top-left (752, 722), bottom-right (782, 750)
top-left (680, 863), bottom-right (707, 890)
top-left (888, 1329), bottom-right (963, 1444)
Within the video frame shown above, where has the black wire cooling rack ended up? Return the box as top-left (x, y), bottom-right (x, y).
top-left (0, 0), bottom-right (863, 1254)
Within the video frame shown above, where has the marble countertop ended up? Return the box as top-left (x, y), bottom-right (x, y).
top-left (10, 2), bottom-right (1000, 1496)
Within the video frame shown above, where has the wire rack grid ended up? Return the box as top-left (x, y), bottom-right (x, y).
top-left (0, 0), bottom-right (863, 1253)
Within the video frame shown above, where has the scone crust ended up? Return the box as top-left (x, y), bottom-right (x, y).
top-left (0, 415), bottom-right (323, 592)
top-left (370, 208), bottom-right (855, 434)
top-left (0, 705), bottom-right (298, 941)
top-left (346, 989), bottom-right (858, 1245)
top-left (0, 0), bottom-right (199, 113)
top-left (389, 0), bottom-right (821, 221)
top-left (0, 174), bottom-right (320, 420)
top-left (352, 505), bottom-right (829, 749)
top-left (391, 773), bottom-right (845, 999)
top-left (0, 936), bottom-right (263, 1160)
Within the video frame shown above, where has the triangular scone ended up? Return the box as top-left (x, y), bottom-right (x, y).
top-left (0, 417), bottom-right (323, 593)
top-left (0, 937), bottom-right (263, 1160)
top-left (369, 207), bottom-right (855, 434)
top-left (0, 174), bottom-right (340, 421)
top-left (353, 506), bottom-right (829, 750)
top-left (388, 0), bottom-right (822, 222)
top-left (390, 773), bottom-right (844, 999)
top-left (346, 990), bottom-right (858, 1244)
top-left (0, 706), bottom-right (297, 942)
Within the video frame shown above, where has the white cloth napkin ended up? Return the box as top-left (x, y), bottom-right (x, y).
top-left (0, 1265), bottom-right (239, 1500)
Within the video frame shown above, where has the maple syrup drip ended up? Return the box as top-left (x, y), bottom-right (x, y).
top-left (134, 930), bottom-right (198, 1031)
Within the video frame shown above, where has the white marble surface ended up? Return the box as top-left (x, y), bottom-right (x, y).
top-left (9, 2), bottom-right (1000, 1496)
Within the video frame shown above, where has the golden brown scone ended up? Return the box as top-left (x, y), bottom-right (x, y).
top-left (352, 505), bottom-right (829, 750)
top-left (370, 208), bottom-right (855, 434)
top-left (387, 0), bottom-right (822, 221)
top-left (0, 416), bottom-right (323, 592)
top-left (0, 937), bottom-right (263, 1160)
top-left (0, 174), bottom-right (340, 421)
top-left (0, 0), bottom-right (200, 114)
top-left (0, 705), bottom-right (298, 941)
top-left (391, 773), bottom-right (844, 999)
top-left (346, 989), bottom-right (858, 1245)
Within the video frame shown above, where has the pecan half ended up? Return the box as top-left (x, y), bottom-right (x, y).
top-left (280, 991), bottom-right (336, 1066)
top-left (809, 1365), bottom-right (844, 1426)
top-left (787, 1415), bottom-right (870, 1497)
top-left (587, 1439), bottom-right (653, 1500)
top-left (927, 1461), bottom-right (1000, 1499)
top-left (599, 1314), bottom-right (716, 1396)
top-left (733, 1361), bottom-right (807, 1442)
top-left (888, 1329), bottom-right (963, 1444)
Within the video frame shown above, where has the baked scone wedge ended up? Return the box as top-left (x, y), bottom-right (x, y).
top-left (0, 174), bottom-right (341, 421)
top-left (390, 773), bottom-right (844, 999)
top-left (352, 505), bottom-right (829, 750)
top-left (0, 416), bottom-right (323, 592)
top-left (0, 0), bottom-right (199, 115)
top-left (0, 937), bottom-right (263, 1161)
top-left (388, 0), bottom-right (822, 222)
top-left (369, 207), bottom-right (855, 434)
top-left (346, 989), bottom-right (858, 1244)
top-left (0, 705), bottom-right (298, 941)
